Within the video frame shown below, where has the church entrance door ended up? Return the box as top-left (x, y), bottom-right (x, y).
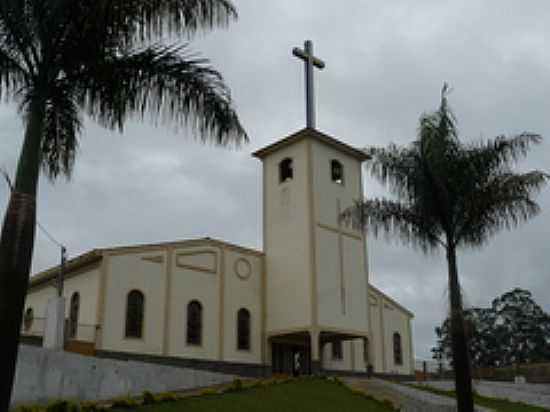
top-left (271, 341), bottom-right (311, 375)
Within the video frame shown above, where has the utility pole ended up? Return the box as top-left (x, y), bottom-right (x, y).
top-left (56, 246), bottom-right (67, 297)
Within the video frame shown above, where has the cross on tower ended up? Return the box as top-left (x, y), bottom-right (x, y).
top-left (293, 40), bottom-right (325, 129)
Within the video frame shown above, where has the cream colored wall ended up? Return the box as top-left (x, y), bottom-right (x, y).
top-left (367, 291), bottom-right (385, 373)
top-left (24, 265), bottom-right (100, 341)
top-left (100, 251), bottom-right (168, 354)
top-left (322, 339), bottom-right (367, 372)
top-left (167, 246), bottom-right (220, 361)
top-left (311, 141), bottom-right (369, 333)
top-left (222, 249), bottom-right (262, 364)
top-left (23, 284), bottom-right (56, 336)
top-left (63, 267), bottom-right (101, 341)
top-left (264, 140), bottom-right (312, 332)
top-left (368, 287), bottom-right (414, 375)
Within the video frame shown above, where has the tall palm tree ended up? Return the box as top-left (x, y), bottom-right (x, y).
top-left (0, 1), bottom-right (247, 409)
top-left (342, 86), bottom-right (547, 412)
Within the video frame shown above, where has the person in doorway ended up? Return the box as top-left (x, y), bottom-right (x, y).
top-left (293, 351), bottom-right (301, 376)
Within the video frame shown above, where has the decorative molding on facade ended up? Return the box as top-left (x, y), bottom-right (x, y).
top-left (141, 255), bottom-right (164, 264)
top-left (175, 250), bottom-right (217, 274)
top-left (234, 258), bottom-right (252, 280)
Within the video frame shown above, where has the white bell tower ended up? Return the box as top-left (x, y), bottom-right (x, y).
top-left (253, 127), bottom-right (370, 373)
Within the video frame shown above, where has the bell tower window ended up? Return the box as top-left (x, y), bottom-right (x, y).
top-left (279, 158), bottom-right (293, 183)
top-left (331, 160), bottom-right (344, 184)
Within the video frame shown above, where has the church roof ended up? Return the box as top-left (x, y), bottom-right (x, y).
top-left (28, 237), bottom-right (263, 290)
top-left (252, 128), bottom-right (370, 161)
top-left (369, 284), bottom-right (414, 318)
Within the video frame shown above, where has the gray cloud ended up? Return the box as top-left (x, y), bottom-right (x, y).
top-left (1, 0), bottom-right (549, 361)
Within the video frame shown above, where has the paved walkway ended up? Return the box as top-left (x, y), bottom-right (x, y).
top-left (343, 377), bottom-right (493, 412)
top-left (423, 380), bottom-right (550, 409)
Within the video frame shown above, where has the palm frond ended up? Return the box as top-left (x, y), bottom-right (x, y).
top-left (0, 0), bottom-right (40, 76)
top-left (341, 199), bottom-right (445, 252)
top-left (40, 84), bottom-right (81, 179)
top-left (363, 144), bottom-right (420, 200)
top-left (464, 133), bottom-right (542, 178)
top-left (455, 171), bottom-right (548, 247)
top-left (77, 44), bottom-right (247, 145)
top-left (0, 46), bottom-right (30, 101)
top-left (91, 0), bottom-right (237, 47)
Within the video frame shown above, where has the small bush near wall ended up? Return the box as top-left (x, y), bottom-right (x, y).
top-left (109, 397), bottom-right (138, 409)
top-left (12, 406), bottom-right (45, 412)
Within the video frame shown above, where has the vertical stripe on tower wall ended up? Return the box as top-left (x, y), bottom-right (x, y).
top-left (162, 248), bottom-right (173, 355)
top-left (218, 247), bottom-right (225, 361)
top-left (96, 253), bottom-right (109, 350)
top-left (306, 140), bottom-right (319, 333)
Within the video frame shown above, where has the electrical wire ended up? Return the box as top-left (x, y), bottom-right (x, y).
top-left (1, 167), bottom-right (66, 250)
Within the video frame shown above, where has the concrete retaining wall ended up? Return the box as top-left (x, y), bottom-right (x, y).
top-left (11, 345), bottom-right (235, 406)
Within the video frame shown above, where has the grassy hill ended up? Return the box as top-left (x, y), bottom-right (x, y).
top-left (111, 378), bottom-right (394, 412)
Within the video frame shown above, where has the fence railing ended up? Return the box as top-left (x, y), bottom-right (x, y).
top-left (21, 317), bottom-right (98, 343)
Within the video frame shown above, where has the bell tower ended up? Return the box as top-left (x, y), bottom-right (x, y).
top-left (253, 127), bottom-right (370, 373)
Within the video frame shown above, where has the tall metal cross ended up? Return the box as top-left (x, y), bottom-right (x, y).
top-left (293, 40), bottom-right (325, 129)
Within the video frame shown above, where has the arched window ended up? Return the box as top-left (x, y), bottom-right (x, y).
top-left (186, 300), bottom-right (202, 345)
top-left (332, 340), bottom-right (343, 360)
top-left (125, 290), bottom-right (144, 338)
top-left (23, 307), bottom-right (34, 332)
top-left (331, 160), bottom-right (344, 184)
top-left (69, 292), bottom-right (80, 338)
top-left (279, 158), bottom-right (293, 183)
top-left (393, 332), bottom-right (403, 365)
top-left (237, 308), bottom-right (251, 351)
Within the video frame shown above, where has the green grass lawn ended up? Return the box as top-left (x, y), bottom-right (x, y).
top-left (410, 384), bottom-right (550, 412)
top-left (111, 378), bottom-right (394, 412)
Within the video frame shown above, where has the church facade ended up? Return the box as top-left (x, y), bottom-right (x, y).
top-left (22, 128), bottom-right (414, 377)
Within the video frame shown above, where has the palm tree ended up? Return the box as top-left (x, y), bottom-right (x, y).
top-left (342, 85), bottom-right (547, 412)
top-left (0, 1), bottom-right (247, 409)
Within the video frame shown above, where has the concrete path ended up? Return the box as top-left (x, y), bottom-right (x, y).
top-left (343, 377), bottom-right (493, 412)
top-left (422, 380), bottom-right (550, 410)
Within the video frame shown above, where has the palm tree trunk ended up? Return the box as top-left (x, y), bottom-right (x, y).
top-left (447, 244), bottom-right (474, 412)
top-left (0, 97), bottom-right (46, 412)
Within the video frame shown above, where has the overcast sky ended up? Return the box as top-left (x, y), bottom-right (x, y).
top-left (1, 0), bottom-right (549, 361)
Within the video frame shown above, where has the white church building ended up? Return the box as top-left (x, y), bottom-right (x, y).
top-left (22, 127), bottom-right (414, 377)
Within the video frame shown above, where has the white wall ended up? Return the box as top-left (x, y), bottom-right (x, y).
top-left (322, 338), bottom-right (367, 372)
top-left (222, 249), bottom-right (263, 364)
top-left (167, 245), bottom-right (220, 360)
top-left (12, 345), bottom-right (234, 406)
top-left (264, 139), bottom-right (312, 332)
top-left (24, 265), bottom-right (100, 341)
top-left (101, 251), bottom-right (168, 354)
top-left (368, 286), bottom-right (414, 375)
top-left (312, 141), bottom-right (369, 334)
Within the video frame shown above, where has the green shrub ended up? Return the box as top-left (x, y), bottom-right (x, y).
top-left (155, 392), bottom-right (178, 403)
top-left (141, 391), bottom-right (156, 405)
top-left (223, 378), bottom-right (244, 393)
top-left (198, 388), bottom-right (218, 396)
top-left (45, 400), bottom-right (80, 412)
top-left (80, 401), bottom-right (107, 412)
top-left (247, 381), bottom-right (264, 389)
top-left (12, 405), bottom-right (45, 412)
top-left (382, 399), bottom-right (396, 410)
top-left (232, 379), bottom-right (243, 391)
top-left (110, 396), bottom-right (138, 409)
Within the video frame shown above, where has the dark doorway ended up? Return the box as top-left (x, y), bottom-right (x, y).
top-left (272, 342), bottom-right (311, 375)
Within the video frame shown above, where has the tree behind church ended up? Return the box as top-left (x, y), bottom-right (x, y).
top-left (433, 288), bottom-right (550, 368)
top-left (342, 85), bottom-right (547, 412)
top-left (0, 1), bottom-right (247, 410)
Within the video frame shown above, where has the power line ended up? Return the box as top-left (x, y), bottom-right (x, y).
top-left (37, 221), bottom-right (64, 248)
top-left (1, 167), bottom-right (66, 249)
